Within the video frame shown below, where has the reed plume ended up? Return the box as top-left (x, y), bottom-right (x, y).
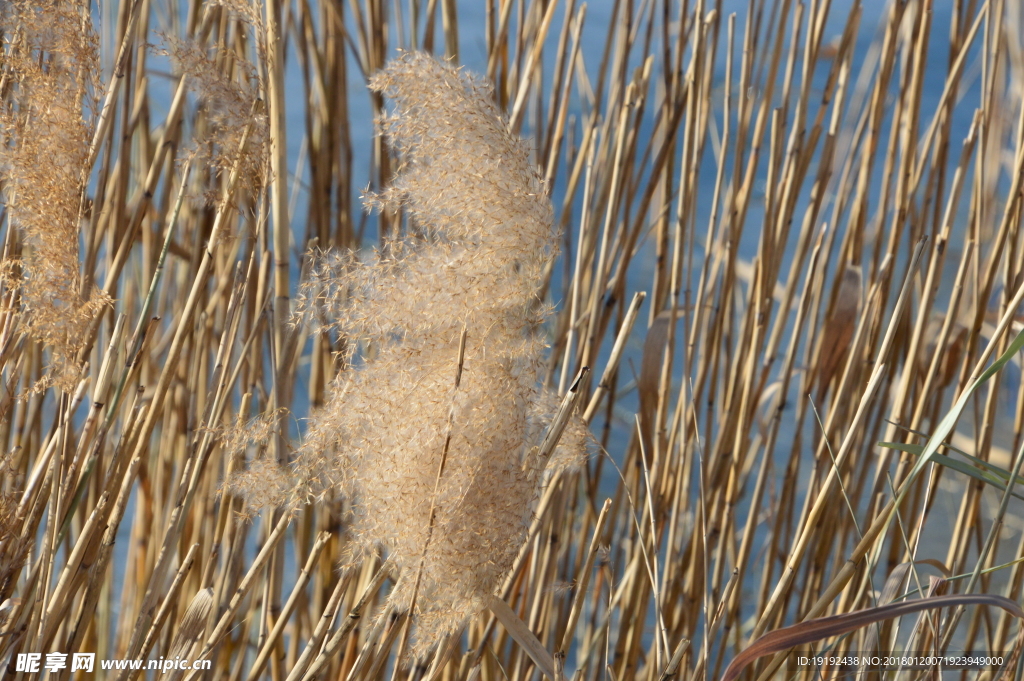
top-left (233, 52), bottom-right (588, 656)
top-left (0, 0), bottom-right (109, 390)
top-left (160, 2), bottom-right (268, 201)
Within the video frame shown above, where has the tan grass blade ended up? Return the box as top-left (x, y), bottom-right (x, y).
top-left (486, 594), bottom-right (557, 680)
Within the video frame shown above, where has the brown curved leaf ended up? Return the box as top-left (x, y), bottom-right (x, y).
top-left (721, 594), bottom-right (1024, 681)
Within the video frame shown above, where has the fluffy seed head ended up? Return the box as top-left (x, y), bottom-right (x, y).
top-left (235, 52), bottom-right (589, 658)
top-left (0, 0), bottom-right (110, 390)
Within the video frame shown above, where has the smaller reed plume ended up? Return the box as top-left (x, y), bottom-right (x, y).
top-left (230, 52), bottom-right (589, 657)
top-left (159, 0), bottom-right (269, 201)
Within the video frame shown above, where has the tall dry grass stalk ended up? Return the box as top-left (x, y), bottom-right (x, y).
top-left (2, 0), bottom-right (1024, 680)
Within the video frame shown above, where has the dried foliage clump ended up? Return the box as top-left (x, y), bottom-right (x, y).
top-left (0, 1), bottom-right (109, 389)
top-left (246, 53), bottom-right (589, 655)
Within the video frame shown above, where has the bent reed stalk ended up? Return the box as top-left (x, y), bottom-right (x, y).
top-left (2, 1), bottom-right (1024, 680)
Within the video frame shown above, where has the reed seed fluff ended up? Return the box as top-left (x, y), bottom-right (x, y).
top-left (231, 52), bottom-right (590, 656)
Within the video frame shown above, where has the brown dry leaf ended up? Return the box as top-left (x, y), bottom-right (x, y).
top-left (639, 311), bottom-right (673, 432)
top-left (816, 263), bottom-right (862, 401)
top-left (721, 593), bottom-right (1024, 681)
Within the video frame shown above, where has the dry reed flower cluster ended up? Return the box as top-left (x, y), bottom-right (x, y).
top-left (220, 410), bottom-right (291, 512)
top-left (161, 3), bottom-right (269, 201)
top-left (238, 52), bottom-right (589, 656)
top-left (0, 1), bottom-right (109, 390)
